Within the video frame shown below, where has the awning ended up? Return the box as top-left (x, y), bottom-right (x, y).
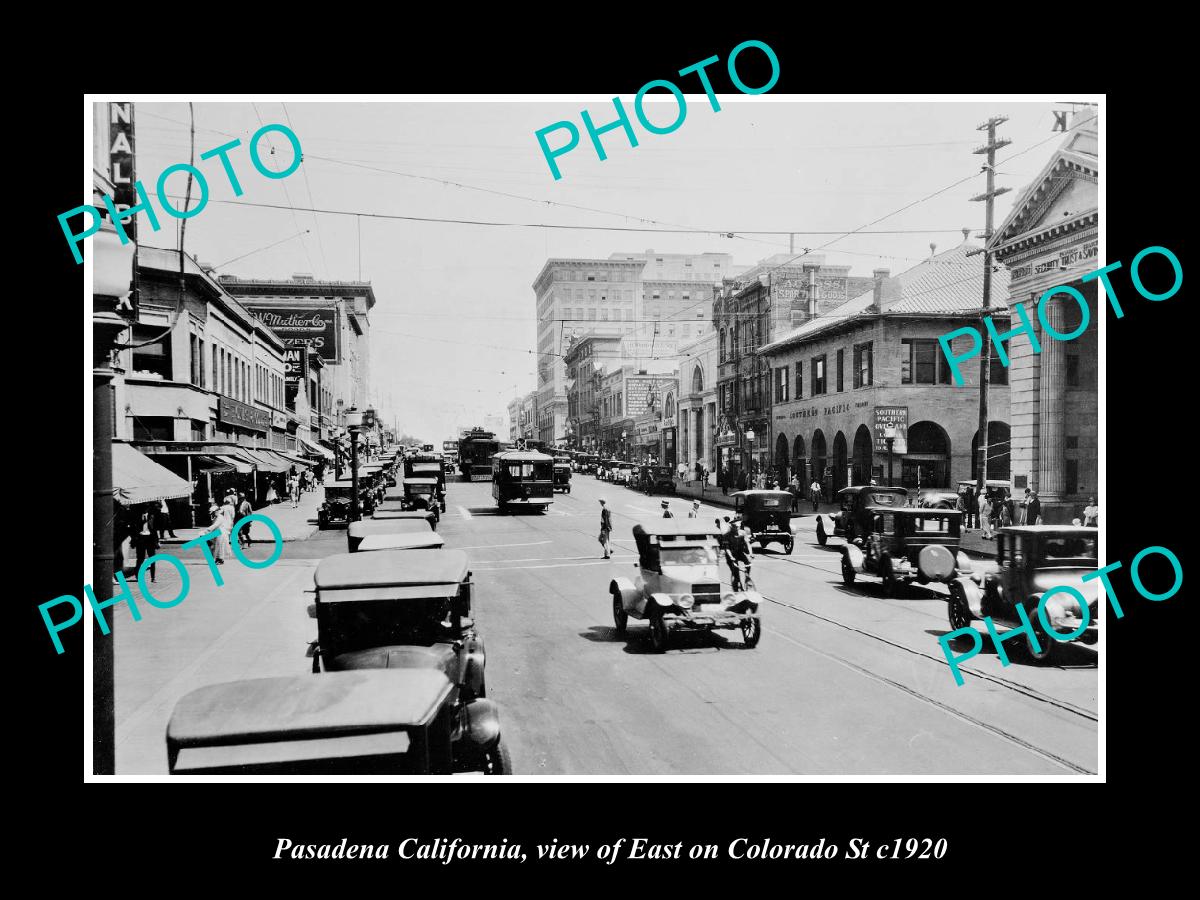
top-left (274, 450), bottom-right (315, 467)
top-left (195, 455), bottom-right (237, 473)
top-left (240, 449), bottom-right (289, 473)
top-left (111, 443), bottom-right (193, 506)
top-left (298, 437), bottom-right (335, 460)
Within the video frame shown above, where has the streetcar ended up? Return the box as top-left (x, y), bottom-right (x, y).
top-left (458, 427), bottom-right (501, 481)
top-left (491, 449), bottom-right (554, 513)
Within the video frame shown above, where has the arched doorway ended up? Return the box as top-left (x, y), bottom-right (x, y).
top-left (792, 435), bottom-right (806, 486)
top-left (775, 433), bottom-right (789, 484)
top-left (833, 432), bottom-right (849, 492)
top-left (904, 421), bottom-right (951, 488)
top-left (852, 425), bottom-right (873, 486)
top-left (811, 430), bottom-right (827, 484)
top-left (971, 421), bottom-right (1011, 482)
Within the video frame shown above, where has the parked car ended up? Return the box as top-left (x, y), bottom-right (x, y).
top-left (946, 525), bottom-right (1099, 664)
top-left (917, 488), bottom-right (961, 509)
top-left (816, 485), bottom-right (908, 545)
top-left (167, 669), bottom-right (475, 774)
top-left (347, 517), bottom-right (436, 552)
top-left (839, 508), bottom-right (969, 597)
top-left (317, 479), bottom-right (356, 529)
top-left (308, 548), bottom-right (509, 773)
top-left (608, 521), bottom-right (762, 652)
top-left (731, 490), bottom-right (794, 554)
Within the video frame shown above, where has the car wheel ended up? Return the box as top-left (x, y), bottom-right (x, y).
top-left (741, 616), bottom-right (762, 648)
top-left (841, 555), bottom-right (856, 585)
top-left (611, 591), bottom-right (628, 635)
top-left (881, 557), bottom-right (898, 597)
top-left (1024, 608), bottom-right (1055, 664)
top-left (784, 538), bottom-right (794, 555)
top-left (480, 738), bottom-right (512, 775)
top-left (947, 582), bottom-right (973, 631)
top-left (648, 605), bottom-right (669, 652)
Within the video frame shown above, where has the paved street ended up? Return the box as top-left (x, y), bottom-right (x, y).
top-left (113, 473), bottom-right (1097, 775)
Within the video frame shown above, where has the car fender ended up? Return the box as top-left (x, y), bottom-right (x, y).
top-left (952, 575), bottom-right (986, 618)
top-left (609, 577), bottom-right (640, 614)
top-left (648, 592), bottom-right (678, 614)
top-left (728, 591), bottom-right (761, 615)
top-left (463, 636), bottom-right (486, 697)
top-left (842, 543), bottom-right (866, 572)
top-left (463, 699), bottom-right (502, 749)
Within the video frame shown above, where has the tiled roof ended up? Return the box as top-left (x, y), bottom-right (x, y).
top-left (761, 241), bottom-right (1009, 353)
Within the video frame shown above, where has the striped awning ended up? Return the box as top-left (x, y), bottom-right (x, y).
top-left (111, 443), bottom-right (192, 506)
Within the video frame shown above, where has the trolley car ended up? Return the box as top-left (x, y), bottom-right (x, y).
top-left (491, 449), bottom-right (554, 513)
top-left (458, 427), bottom-right (501, 482)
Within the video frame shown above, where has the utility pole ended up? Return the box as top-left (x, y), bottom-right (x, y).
top-left (969, 116), bottom-right (1010, 503)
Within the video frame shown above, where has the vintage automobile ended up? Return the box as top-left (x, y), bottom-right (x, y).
top-left (637, 464), bottom-right (677, 495)
top-left (732, 490), bottom-right (795, 554)
top-left (839, 508), bottom-right (969, 597)
top-left (402, 477), bottom-right (443, 525)
top-left (615, 462), bottom-right (637, 486)
top-left (816, 485), bottom-right (908, 546)
top-left (317, 479), bottom-right (356, 529)
top-left (308, 549), bottom-right (509, 774)
top-left (167, 669), bottom-right (483, 774)
top-left (553, 460), bottom-right (572, 493)
top-left (609, 521), bottom-right (762, 652)
top-left (406, 456), bottom-right (447, 512)
top-left (347, 517), bottom-right (435, 552)
top-left (580, 453), bottom-right (599, 475)
top-left (946, 525), bottom-right (1099, 664)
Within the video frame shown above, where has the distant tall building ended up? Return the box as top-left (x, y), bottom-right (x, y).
top-left (533, 250), bottom-right (742, 445)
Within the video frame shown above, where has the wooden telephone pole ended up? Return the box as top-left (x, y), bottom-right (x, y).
top-left (969, 116), bottom-right (1010, 501)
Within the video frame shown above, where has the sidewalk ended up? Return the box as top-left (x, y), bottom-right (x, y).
top-left (160, 484), bottom-right (325, 546)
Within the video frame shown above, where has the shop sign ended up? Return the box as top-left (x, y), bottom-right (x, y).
top-left (245, 305), bottom-right (342, 364)
top-left (218, 397), bottom-right (270, 433)
top-left (282, 346), bottom-right (309, 384)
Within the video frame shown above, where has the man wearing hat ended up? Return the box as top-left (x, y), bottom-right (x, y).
top-left (687, 500), bottom-right (701, 519)
top-left (661, 500), bottom-right (674, 518)
top-left (598, 499), bottom-right (612, 559)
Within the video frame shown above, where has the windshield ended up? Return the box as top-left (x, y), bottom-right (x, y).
top-left (507, 463), bottom-right (550, 479)
top-left (1043, 536), bottom-right (1097, 561)
top-left (661, 546), bottom-right (718, 566)
top-left (911, 515), bottom-right (952, 534)
top-left (870, 492), bottom-right (903, 506)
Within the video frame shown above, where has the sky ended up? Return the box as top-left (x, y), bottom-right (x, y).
top-left (123, 98), bottom-right (1074, 442)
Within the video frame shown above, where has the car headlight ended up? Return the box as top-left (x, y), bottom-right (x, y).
top-left (677, 594), bottom-right (695, 610)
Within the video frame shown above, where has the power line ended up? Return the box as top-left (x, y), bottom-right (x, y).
top-left (282, 102), bottom-right (331, 279)
top-left (250, 103), bottom-right (316, 277)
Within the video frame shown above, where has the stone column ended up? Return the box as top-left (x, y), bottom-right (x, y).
top-left (1037, 295), bottom-right (1068, 503)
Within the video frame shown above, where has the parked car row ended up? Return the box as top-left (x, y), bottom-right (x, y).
top-left (165, 447), bottom-right (511, 776)
top-left (815, 484), bottom-right (1099, 665)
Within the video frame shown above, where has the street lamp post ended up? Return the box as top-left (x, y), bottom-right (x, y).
top-left (883, 424), bottom-right (896, 488)
top-left (346, 408), bottom-right (363, 522)
top-left (745, 428), bottom-right (756, 481)
top-left (621, 429), bottom-right (627, 460)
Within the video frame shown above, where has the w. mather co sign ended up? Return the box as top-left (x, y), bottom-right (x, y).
top-left (245, 305), bottom-right (342, 364)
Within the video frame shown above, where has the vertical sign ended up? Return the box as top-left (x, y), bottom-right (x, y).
top-left (108, 102), bottom-right (136, 237)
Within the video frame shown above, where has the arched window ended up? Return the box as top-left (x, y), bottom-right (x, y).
top-left (692, 365), bottom-right (703, 394)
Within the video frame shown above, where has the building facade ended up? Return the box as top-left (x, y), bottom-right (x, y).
top-left (760, 241), bottom-right (1011, 497)
top-left (714, 258), bottom-right (875, 484)
top-left (218, 273), bottom-right (375, 439)
top-left (988, 108), bottom-right (1098, 523)
top-left (675, 330), bottom-right (718, 482)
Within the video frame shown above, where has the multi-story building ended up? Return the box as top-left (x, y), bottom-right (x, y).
top-left (118, 249), bottom-right (299, 524)
top-left (714, 257), bottom-right (875, 483)
top-left (759, 240), bottom-right (1011, 496)
top-left (507, 396), bottom-right (523, 443)
top-left (533, 250), bottom-right (742, 446)
top-left (218, 273), bottom-right (375, 440)
top-left (987, 107), bottom-right (1098, 523)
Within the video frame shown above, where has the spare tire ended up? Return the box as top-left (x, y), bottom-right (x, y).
top-left (918, 544), bottom-right (957, 582)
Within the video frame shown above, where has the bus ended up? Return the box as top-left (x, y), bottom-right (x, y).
top-left (492, 449), bottom-right (554, 513)
top-left (458, 428), bottom-right (501, 481)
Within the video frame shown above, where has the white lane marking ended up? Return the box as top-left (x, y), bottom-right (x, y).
top-left (472, 561), bottom-right (618, 571)
top-left (453, 540), bottom-right (551, 551)
top-left (457, 506), bottom-right (472, 520)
